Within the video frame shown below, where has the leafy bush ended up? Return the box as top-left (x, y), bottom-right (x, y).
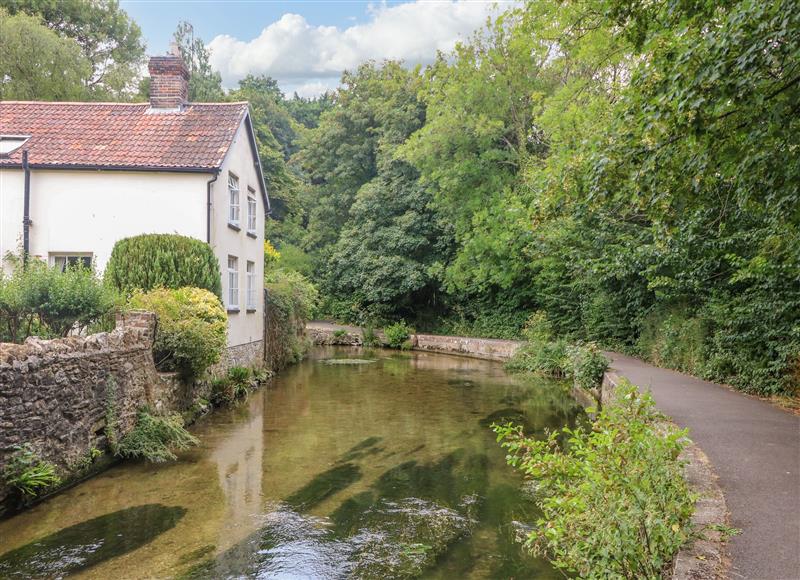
top-left (493, 382), bottom-right (695, 578)
top-left (362, 324), bottom-right (381, 347)
top-left (105, 234), bottom-right (222, 298)
top-left (211, 366), bottom-right (253, 405)
top-left (638, 309), bottom-right (707, 376)
top-left (2, 444), bottom-right (61, 498)
top-left (506, 339), bottom-right (570, 377)
top-left (128, 287), bottom-right (227, 380)
top-left (265, 269), bottom-right (318, 370)
top-left (116, 409), bottom-right (199, 463)
top-left (384, 321), bottom-right (413, 349)
top-left (521, 311), bottom-right (554, 343)
top-left (0, 258), bottom-right (117, 342)
top-left (567, 343), bottom-right (609, 392)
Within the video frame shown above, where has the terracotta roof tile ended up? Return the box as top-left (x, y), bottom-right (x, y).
top-left (0, 101), bottom-right (249, 171)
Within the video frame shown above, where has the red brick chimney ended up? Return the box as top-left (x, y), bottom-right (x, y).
top-left (148, 45), bottom-right (189, 109)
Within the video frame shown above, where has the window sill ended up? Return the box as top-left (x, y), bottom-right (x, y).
top-left (246, 231), bottom-right (257, 239)
top-left (228, 222), bottom-right (241, 232)
top-left (246, 308), bottom-right (257, 313)
top-left (227, 307), bottom-right (240, 314)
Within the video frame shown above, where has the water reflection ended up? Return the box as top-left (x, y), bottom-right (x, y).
top-left (0, 347), bottom-right (583, 579)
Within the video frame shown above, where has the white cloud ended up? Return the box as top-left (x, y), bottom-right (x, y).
top-left (208, 1), bottom-right (507, 95)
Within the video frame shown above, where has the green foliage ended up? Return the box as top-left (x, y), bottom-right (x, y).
top-left (567, 343), bottom-right (609, 392)
top-left (210, 366), bottom-right (253, 405)
top-left (0, 8), bottom-right (90, 100)
top-left (294, 62), bottom-right (453, 321)
top-left (506, 339), bottom-right (570, 378)
top-left (362, 324), bottom-right (380, 348)
top-left (105, 234), bottom-right (222, 298)
top-left (493, 382), bottom-right (695, 578)
top-left (128, 287), bottom-right (227, 380)
top-left (383, 321), bottom-right (413, 349)
top-left (2, 444), bottom-right (61, 498)
top-left (4, 0), bottom-right (145, 98)
top-left (0, 258), bottom-right (117, 342)
top-left (638, 310), bottom-right (707, 376)
top-left (264, 269), bottom-right (318, 370)
top-left (116, 409), bottom-right (199, 463)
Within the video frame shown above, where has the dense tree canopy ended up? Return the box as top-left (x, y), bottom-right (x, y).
top-left (271, 0), bottom-right (800, 395)
top-left (3, 0), bottom-right (797, 395)
top-left (2, 0), bottom-right (145, 98)
top-left (0, 9), bottom-right (91, 100)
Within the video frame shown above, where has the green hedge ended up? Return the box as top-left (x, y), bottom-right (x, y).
top-left (105, 234), bottom-right (221, 298)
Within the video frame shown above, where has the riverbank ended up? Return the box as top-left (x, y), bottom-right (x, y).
top-left (0, 347), bottom-right (581, 578)
top-left (308, 321), bottom-right (800, 579)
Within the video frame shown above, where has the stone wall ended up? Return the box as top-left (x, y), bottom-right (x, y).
top-left (0, 311), bottom-right (165, 514)
top-left (306, 323), bottom-right (523, 361)
top-left (412, 334), bottom-right (521, 361)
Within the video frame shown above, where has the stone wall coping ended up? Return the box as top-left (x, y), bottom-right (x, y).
top-left (0, 311), bottom-right (156, 365)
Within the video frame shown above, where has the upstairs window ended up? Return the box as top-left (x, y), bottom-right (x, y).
top-left (228, 173), bottom-right (240, 225)
top-left (247, 188), bottom-right (257, 234)
top-left (227, 255), bottom-right (239, 309)
top-left (246, 261), bottom-right (256, 310)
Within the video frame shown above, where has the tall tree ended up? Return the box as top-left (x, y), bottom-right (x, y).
top-left (172, 21), bottom-right (224, 102)
top-left (0, 9), bottom-right (90, 100)
top-left (2, 0), bottom-right (145, 98)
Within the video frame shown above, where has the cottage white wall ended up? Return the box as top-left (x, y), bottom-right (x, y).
top-left (1, 169), bottom-right (207, 274)
top-left (1, 123), bottom-right (265, 352)
top-left (0, 169), bottom-right (25, 266)
top-left (211, 119), bottom-right (265, 349)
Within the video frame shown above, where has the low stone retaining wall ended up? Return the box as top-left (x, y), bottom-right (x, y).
top-left (413, 334), bottom-right (522, 361)
top-left (307, 323), bottom-right (522, 361)
top-left (0, 311), bottom-right (210, 517)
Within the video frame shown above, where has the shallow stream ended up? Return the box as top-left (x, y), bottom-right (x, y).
top-left (0, 347), bottom-right (583, 579)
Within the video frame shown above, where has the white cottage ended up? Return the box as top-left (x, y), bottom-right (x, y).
top-left (0, 53), bottom-right (270, 366)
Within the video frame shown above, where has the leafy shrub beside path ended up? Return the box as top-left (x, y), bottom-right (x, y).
top-left (494, 382), bottom-right (695, 578)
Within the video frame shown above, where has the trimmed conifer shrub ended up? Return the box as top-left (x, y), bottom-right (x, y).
top-left (105, 234), bottom-right (222, 298)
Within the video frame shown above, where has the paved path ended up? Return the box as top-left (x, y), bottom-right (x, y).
top-left (609, 352), bottom-right (800, 580)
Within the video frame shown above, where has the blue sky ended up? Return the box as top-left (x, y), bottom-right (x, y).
top-left (120, 1), bottom-right (507, 96)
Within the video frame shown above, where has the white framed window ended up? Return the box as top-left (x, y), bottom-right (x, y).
top-left (247, 188), bottom-right (257, 234)
top-left (50, 253), bottom-right (93, 272)
top-left (246, 261), bottom-right (256, 310)
top-left (227, 255), bottom-right (239, 309)
top-left (228, 172), bottom-right (240, 225)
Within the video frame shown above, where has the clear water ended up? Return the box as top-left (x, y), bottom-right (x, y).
top-left (0, 347), bottom-right (584, 579)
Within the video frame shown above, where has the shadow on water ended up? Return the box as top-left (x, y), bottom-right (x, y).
top-left (284, 463), bottom-right (363, 511)
top-left (0, 504), bottom-right (186, 578)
